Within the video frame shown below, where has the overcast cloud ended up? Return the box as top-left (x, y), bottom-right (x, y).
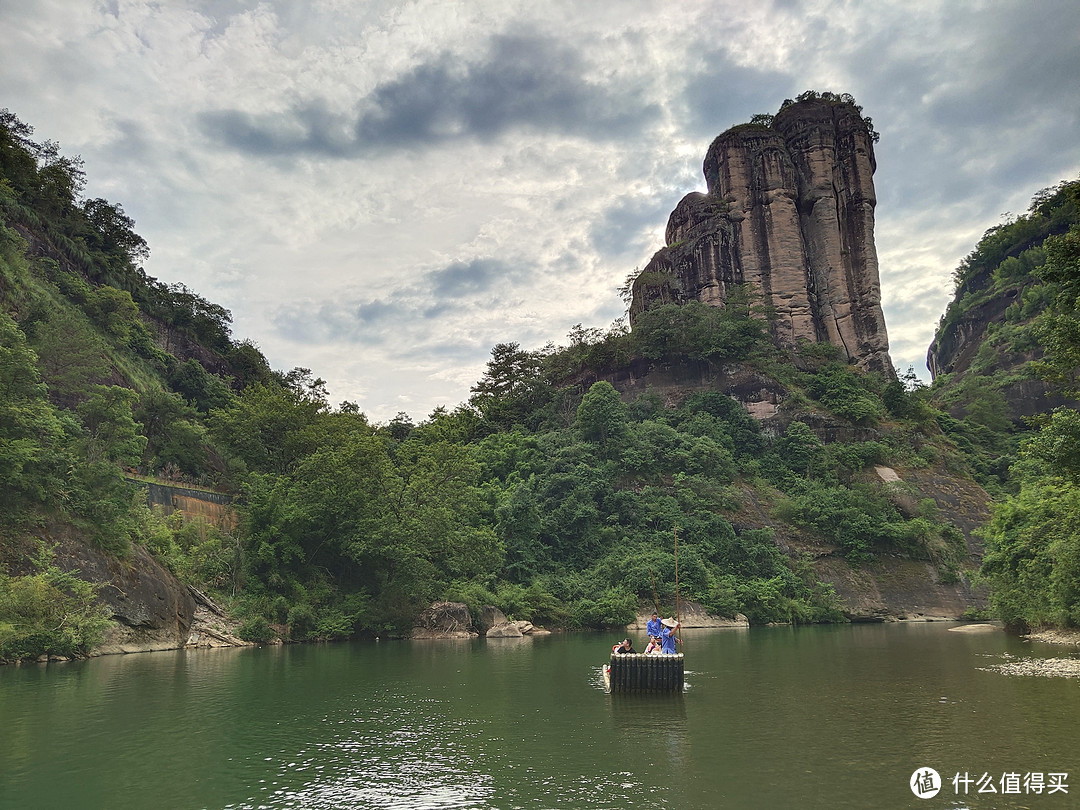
top-left (4, 0), bottom-right (1079, 421)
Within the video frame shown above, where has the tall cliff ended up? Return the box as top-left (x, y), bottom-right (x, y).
top-left (926, 178), bottom-right (1079, 423)
top-left (631, 96), bottom-right (893, 375)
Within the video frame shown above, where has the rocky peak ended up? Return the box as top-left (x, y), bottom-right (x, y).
top-left (631, 96), bottom-right (893, 376)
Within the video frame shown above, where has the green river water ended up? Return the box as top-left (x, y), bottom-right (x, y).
top-left (1, 623), bottom-right (1078, 809)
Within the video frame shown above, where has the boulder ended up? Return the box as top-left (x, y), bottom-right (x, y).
top-left (478, 605), bottom-right (509, 633)
top-left (411, 601), bottom-right (477, 639)
top-left (48, 535), bottom-right (196, 656)
top-left (485, 622), bottom-right (524, 638)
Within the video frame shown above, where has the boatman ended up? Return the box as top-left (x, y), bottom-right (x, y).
top-left (660, 617), bottom-right (681, 654)
top-left (646, 611), bottom-right (662, 643)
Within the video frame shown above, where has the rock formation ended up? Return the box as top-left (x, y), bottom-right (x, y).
top-left (412, 603), bottom-right (550, 639)
top-left (49, 536), bottom-right (197, 655)
top-left (411, 601), bottom-right (477, 639)
top-left (631, 95), bottom-right (893, 375)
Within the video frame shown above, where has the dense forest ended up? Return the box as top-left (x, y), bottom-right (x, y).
top-left (1, 108), bottom-right (1077, 662)
top-left (933, 178), bottom-right (1080, 629)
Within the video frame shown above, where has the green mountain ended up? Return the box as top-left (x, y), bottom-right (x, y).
top-left (1, 106), bottom-right (1077, 662)
top-left (927, 178), bottom-right (1080, 630)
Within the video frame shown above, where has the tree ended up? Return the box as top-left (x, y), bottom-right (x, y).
top-left (83, 285), bottom-right (140, 340)
top-left (25, 307), bottom-right (109, 406)
top-left (168, 358), bottom-right (234, 413)
top-left (208, 382), bottom-right (327, 476)
top-left (774, 421), bottom-right (825, 478)
top-left (30, 140), bottom-right (85, 220)
top-left (470, 342), bottom-right (551, 428)
top-left (1033, 213), bottom-right (1080, 396)
top-left (0, 545), bottom-right (111, 661)
top-left (384, 412), bottom-right (415, 441)
top-left (980, 480), bottom-right (1080, 629)
top-left (81, 198), bottom-right (148, 289)
top-left (807, 363), bottom-right (886, 426)
top-left (225, 340), bottom-right (273, 388)
top-left (135, 389), bottom-right (208, 477)
top-left (0, 313), bottom-right (65, 519)
top-left (76, 385), bottom-right (146, 466)
top-left (154, 283), bottom-right (233, 353)
top-left (0, 109), bottom-right (39, 195)
top-left (1020, 408), bottom-right (1080, 479)
top-left (397, 438), bottom-right (503, 581)
top-left (576, 381), bottom-right (628, 447)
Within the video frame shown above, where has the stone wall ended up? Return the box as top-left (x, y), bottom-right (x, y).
top-left (136, 480), bottom-right (238, 532)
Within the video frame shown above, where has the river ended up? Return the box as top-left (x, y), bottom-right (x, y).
top-left (1, 623), bottom-right (1077, 809)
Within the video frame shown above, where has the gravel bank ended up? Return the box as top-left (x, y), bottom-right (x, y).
top-left (978, 652), bottom-right (1080, 678)
top-left (1025, 628), bottom-right (1080, 647)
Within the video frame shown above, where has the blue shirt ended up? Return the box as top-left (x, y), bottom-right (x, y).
top-left (661, 626), bottom-right (678, 654)
top-left (646, 617), bottom-right (662, 637)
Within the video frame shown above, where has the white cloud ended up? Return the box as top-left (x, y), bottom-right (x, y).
top-left (3, 0), bottom-right (1079, 420)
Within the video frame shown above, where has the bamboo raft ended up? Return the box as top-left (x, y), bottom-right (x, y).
top-left (605, 653), bottom-right (684, 693)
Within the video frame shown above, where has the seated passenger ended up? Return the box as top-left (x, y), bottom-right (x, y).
top-left (646, 611), bottom-right (662, 644)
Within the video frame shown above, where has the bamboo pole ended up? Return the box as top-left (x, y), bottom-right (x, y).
top-left (674, 524), bottom-right (680, 625)
top-left (674, 524), bottom-right (682, 654)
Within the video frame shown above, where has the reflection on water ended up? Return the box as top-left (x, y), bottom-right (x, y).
top-left (1, 624), bottom-right (1078, 809)
top-left (224, 700), bottom-right (495, 809)
top-left (608, 693), bottom-right (689, 778)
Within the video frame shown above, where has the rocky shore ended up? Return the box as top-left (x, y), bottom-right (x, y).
top-left (410, 601), bottom-right (552, 639)
top-left (627, 601), bottom-right (748, 630)
top-left (1025, 627), bottom-right (1080, 648)
top-left (978, 653), bottom-right (1080, 679)
top-left (951, 625), bottom-right (1080, 679)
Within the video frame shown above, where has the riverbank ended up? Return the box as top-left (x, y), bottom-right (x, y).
top-left (1025, 627), bottom-right (1080, 647)
top-left (969, 626), bottom-right (1080, 679)
top-left (628, 601), bottom-right (749, 630)
top-left (978, 653), bottom-right (1080, 678)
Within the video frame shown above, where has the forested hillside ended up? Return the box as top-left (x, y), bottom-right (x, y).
top-left (928, 179), bottom-right (1080, 494)
top-left (1, 109), bottom-right (1075, 662)
top-left (928, 179), bottom-right (1080, 630)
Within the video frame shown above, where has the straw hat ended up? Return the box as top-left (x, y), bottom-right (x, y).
top-left (661, 617), bottom-right (679, 628)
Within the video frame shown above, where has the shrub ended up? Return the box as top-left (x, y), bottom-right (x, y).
top-left (807, 364), bottom-right (885, 426)
top-left (236, 616), bottom-right (275, 644)
top-left (570, 587), bottom-right (637, 629)
top-left (0, 547), bottom-right (112, 660)
top-left (286, 603), bottom-right (316, 641)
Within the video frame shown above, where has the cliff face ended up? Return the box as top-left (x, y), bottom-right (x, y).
top-left (926, 178), bottom-right (1080, 423)
top-left (632, 98), bottom-right (892, 375)
top-left (928, 283), bottom-right (1075, 423)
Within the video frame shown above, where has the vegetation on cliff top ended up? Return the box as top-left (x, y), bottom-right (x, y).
top-left (747, 90), bottom-right (881, 142)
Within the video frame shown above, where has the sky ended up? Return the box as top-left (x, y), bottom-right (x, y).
top-left (4, 0), bottom-right (1079, 422)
